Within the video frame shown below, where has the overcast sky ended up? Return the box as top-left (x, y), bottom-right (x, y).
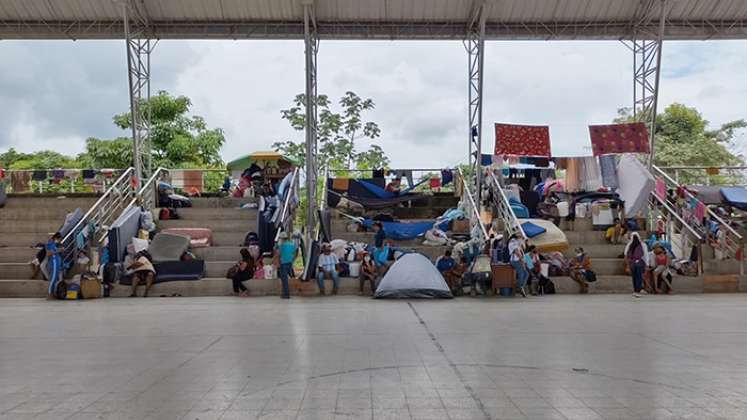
top-left (1, 39), bottom-right (746, 168)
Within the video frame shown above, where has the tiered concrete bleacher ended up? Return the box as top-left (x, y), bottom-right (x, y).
top-left (0, 194), bottom-right (99, 297)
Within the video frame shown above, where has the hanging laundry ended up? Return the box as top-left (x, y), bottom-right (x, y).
top-left (579, 156), bottom-right (603, 192)
top-left (529, 157), bottom-right (550, 167)
top-left (0, 168), bottom-right (4, 180)
top-left (480, 154), bottom-right (492, 166)
top-left (695, 200), bottom-right (706, 221)
top-left (441, 169), bottom-right (453, 186)
top-left (706, 167), bottom-right (719, 176)
top-left (429, 177), bottom-right (441, 189)
top-left (100, 169), bottom-right (114, 178)
top-left (396, 170), bottom-right (414, 187)
top-left (564, 158), bottom-right (581, 193)
top-left (183, 170), bottom-right (203, 193)
top-left (31, 170), bottom-right (47, 181)
top-left (372, 169), bottom-right (385, 179)
top-left (82, 169), bottom-right (96, 184)
top-left (553, 157), bottom-right (568, 170)
top-left (10, 171), bottom-right (31, 193)
top-left (494, 123), bottom-right (551, 157)
top-left (655, 178), bottom-right (666, 200)
top-left (51, 169), bottom-right (64, 185)
top-left (63, 169), bottom-right (79, 179)
top-left (599, 155), bottom-right (619, 190)
top-left (588, 122), bottom-right (649, 156)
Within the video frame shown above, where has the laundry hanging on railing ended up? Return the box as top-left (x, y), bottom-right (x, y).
top-left (599, 155), bottom-right (619, 189)
top-left (494, 123), bottom-right (551, 157)
top-left (588, 122), bottom-right (650, 156)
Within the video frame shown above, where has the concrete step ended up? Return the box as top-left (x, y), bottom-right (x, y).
top-left (1, 196), bottom-right (97, 209)
top-left (0, 220), bottom-right (61, 234)
top-left (192, 246), bottom-right (245, 262)
top-left (562, 231), bottom-right (614, 245)
top-left (0, 247), bottom-right (37, 263)
top-left (158, 219), bottom-right (255, 232)
top-left (562, 244), bottom-right (625, 259)
top-left (166, 207), bottom-right (257, 220)
top-left (0, 233), bottom-right (51, 248)
top-left (0, 263), bottom-right (32, 280)
top-left (588, 258), bottom-right (626, 276)
top-left (187, 197), bottom-right (257, 208)
top-left (1, 274), bottom-right (734, 299)
top-left (704, 258), bottom-right (742, 275)
top-left (211, 231), bottom-right (250, 247)
top-left (0, 207), bottom-right (86, 221)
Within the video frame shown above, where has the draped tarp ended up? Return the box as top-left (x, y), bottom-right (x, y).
top-left (361, 218), bottom-right (448, 240)
top-left (494, 123), bottom-right (551, 157)
top-left (589, 123), bottom-right (650, 156)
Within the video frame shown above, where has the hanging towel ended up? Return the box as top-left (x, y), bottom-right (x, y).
top-left (31, 170), bottom-right (47, 181)
top-left (706, 167), bottom-right (719, 176)
top-left (655, 178), bottom-right (666, 201)
top-left (441, 169), bottom-right (453, 186)
top-left (695, 201), bottom-right (706, 221)
top-left (599, 155), bottom-right (619, 190)
top-left (395, 170), bottom-right (414, 187)
top-left (82, 169), bottom-right (96, 184)
top-left (0, 168), bottom-right (4, 180)
top-left (494, 123), bottom-right (551, 157)
top-left (52, 169), bottom-right (64, 179)
top-left (589, 123), bottom-right (650, 156)
top-left (331, 178), bottom-right (350, 190)
top-left (580, 156), bottom-right (603, 192)
top-left (10, 171), bottom-right (31, 192)
top-left (480, 154), bottom-right (492, 166)
top-left (429, 177), bottom-right (441, 189)
top-left (75, 231), bottom-right (86, 250)
top-left (63, 170), bottom-right (79, 179)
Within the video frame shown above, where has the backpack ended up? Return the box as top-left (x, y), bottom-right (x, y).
top-left (584, 270), bottom-right (597, 283)
top-left (54, 280), bottom-right (67, 300)
top-left (544, 279), bottom-right (556, 294)
top-left (159, 208), bottom-right (170, 220)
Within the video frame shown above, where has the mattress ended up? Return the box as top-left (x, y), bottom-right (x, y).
top-left (616, 154), bottom-right (654, 217)
top-left (149, 233), bottom-right (190, 263)
top-left (687, 185), bottom-right (724, 205)
top-left (520, 221), bottom-right (547, 238)
top-left (118, 260), bottom-right (205, 284)
top-left (161, 228), bottom-right (213, 248)
top-left (720, 187), bottom-right (747, 210)
top-left (108, 206), bottom-right (141, 263)
top-left (523, 218), bottom-right (569, 253)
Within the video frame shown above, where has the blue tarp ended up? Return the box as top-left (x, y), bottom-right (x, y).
top-left (521, 221), bottom-right (547, 238)
top-left (358, 180), bottom-right (395, 199)
top-left (362, 219), bottom-right (449, 240)
top-left (721, 187), bottom-right (747, 211)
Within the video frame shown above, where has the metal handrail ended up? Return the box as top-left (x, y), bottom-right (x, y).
top-left (134, 167), bottom-right (169, 210)
top-left (488, 171), bottom-right (527, 240)
top-left (60, 167), bottom-right (136, 268)
top-left (653, 165), bottom-right (742, 240)
top-left (648, 191), bottom-right (703, 275)
top-left (457, 167), bottom-right (488, 240)
top-left (274, 167), bottom-right (300, 241)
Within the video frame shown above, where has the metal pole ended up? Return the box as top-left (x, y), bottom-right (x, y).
top-left (303, 2), bottom-right (317, 239)
top-left (123, 3), bottom-right (142, 187)
top-left (475, 10), bottom-right (486, 205)
top-left (648, 0), bottom-right (667, 170)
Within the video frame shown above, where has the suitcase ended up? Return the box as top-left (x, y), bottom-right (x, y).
top-left (491, 264), bottom-right (515, 292)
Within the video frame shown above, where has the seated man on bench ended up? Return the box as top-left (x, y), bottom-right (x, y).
top-left (316, 243), bottom-right (340, 296)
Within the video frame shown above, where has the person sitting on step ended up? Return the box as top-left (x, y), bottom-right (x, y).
top-left (569, 247), bottom-right (591, 294)
top-left (359, 251), bottom-right (377, 296)
top-left (316, 243), bottom-right (340, 296)
top-left (605, 218), bottom-right (627, 245)
top-left (127, 250), bottom-right (156, 298)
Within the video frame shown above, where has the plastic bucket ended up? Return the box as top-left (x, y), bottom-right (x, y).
top-left (348, 262), bottom-right (361, 277)
top-left (263, 265), bottom-right (276, 279)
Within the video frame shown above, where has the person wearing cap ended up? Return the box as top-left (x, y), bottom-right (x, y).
top-left (275, 232), bottom-right (298, 299)
top-left (317, 243), bottom-right (340, 295)
top-left (359, 251), bottom-right (377, 296)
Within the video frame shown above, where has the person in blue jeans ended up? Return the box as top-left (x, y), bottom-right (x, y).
top-left (46, 232), bottom-right (63, 300)
top-left (625, 232), bottom-right (649, 298)
top-left (316, 244), bottom-right (340, 295)
top-left (275, 232), bottom-right (298, 299)
top-left (508, 234), bottom-right (528, 298)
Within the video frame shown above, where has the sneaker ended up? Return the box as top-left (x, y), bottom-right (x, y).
top-left (319, 289), bottom-right (325, 296)
top-left (633, 293), bottom-right (640, 298)
top-left (519, 287), bottom-right (527, 298)
top-left (640, 289), bottom-right (648, 295)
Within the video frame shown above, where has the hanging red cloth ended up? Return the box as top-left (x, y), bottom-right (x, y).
top-left (494, 123), bottom-right (551, 157)
top-left (588, 123), bottom-right (649, 156)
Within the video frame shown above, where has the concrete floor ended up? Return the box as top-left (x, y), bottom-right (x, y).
top-left (1, 295), bottom-right (747, 420)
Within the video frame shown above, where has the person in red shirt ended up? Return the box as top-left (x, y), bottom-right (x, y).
top-left (385, 177), bottom-right (401, 195)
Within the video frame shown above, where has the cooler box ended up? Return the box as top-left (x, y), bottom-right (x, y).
top-left (592, 200), bottom-right (614, 229)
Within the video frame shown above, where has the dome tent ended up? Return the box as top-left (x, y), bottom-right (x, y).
top-left (374, 253), bottom-right (453, 299)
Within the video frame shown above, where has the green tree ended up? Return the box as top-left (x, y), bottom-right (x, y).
top-left (272, 91), bottom-right (389, 171)
top-left (83, 91), bottom-right (225, 169)
top-left (0, 148), bottom-right (81, 170)
top-left (615, 104), bottom-right (745, 183)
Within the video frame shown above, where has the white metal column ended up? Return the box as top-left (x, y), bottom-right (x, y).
top-left (466, 1), bottom-right (487, 203)
top-left (122, 1), bottom-right (155, 187)
top-left (627, 0), bottom-right (667, 169)
top-left (303, 0), bottom-right (319, 238)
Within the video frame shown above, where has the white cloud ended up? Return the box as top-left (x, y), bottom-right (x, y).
top-left (1, 39), bottom-right (746, 168)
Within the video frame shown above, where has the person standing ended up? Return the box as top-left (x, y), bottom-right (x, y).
top-left (275, 232), bottom-right (298, 299)
top-left (508, 234), bottom-right (528, 297)
top-left (46, 232), bottom-right (63, 300)
top-left (625, 232), bottom-right (649, 298)
top-left (316, 244), bottom-right (340, 295)
top-left (373, 221), bottom-right (385, 249)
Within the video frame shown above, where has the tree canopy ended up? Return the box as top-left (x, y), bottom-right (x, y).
top-left (272, 91), bottom-right (390, 171)
top-left (616, 103), bottom-right (745, 169)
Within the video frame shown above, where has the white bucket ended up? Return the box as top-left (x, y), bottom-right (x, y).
top-left (348, 262), bottom-right (361, 277)
top-left (557, 201), bottom-right (569, 217)
top-left (264, 265), bottom-right (276, 279)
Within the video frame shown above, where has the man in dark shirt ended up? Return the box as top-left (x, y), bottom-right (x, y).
top-left (373, 221), bottom-right (385, 248)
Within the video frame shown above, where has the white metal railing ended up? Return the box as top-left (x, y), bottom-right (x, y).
top-left (488, 171), bottom-right (527, 240)
top-left (274, 167), bottom-right (300, 241)
top-left (457, 167), bottom-right (488, 241)
top-left (60, 167), bottom-right (137, 268)
top-left (652, 165), bottom-right (743, 273)
top-left (657, 165), bottom-right (747, 186)
top-left (135, 167), bottom-right (170, 210)
top-left (648, 191), bottom-right (704, 275)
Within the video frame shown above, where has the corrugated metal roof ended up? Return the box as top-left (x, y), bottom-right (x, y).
top-left (0, 0), bottom-right (745, 40)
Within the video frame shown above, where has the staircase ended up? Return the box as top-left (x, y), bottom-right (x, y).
top-left (0, 195), bottom-right (99, 297)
